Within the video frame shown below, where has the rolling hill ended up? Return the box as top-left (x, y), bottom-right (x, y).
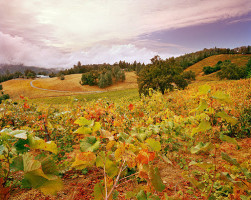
top-left (2, 54), bottom-right (251, 100)
top-left (2, 72), bottom-right (138, 100)
top-left (185, 54), bottom-right (251, 81)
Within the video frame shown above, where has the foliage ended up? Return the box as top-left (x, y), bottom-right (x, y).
top-left (138, 56), bottom-right (188, 95)
top-left (0, 128), bottom-right (62, 197)
top-left (217, 60), bottom-right (248, 80)
top-left (0, 78), bottom-right (250, 199)
top-left (203, 60), bottom-right (223, 75)
top-left (59, 74), bottom-right (65, 80)
top-left (24, 69), bottom-right (36, 79)
top-left (246, 58), bottom-right (251, 78)
top-left (80, 66), bottom-right (125, 88)
top-left (0, 85), bottom-right (10, 104)
top-left (182, 70), bottom-right (196, 81)
top-left (80, 71), bottom-right (98, 86)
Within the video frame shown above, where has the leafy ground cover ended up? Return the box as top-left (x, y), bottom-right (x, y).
top-left (0, 78), bottom-right (250, 200)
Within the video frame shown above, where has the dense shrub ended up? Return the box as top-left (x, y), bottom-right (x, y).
top-left (217, 61), bottom-right (248, 80)
top-left (0, 85), bottom-right (10, 104)
top-left (80, 66), bottom-right (125, 88)
top-left (60, 75), bottom-right (65, 80)
top-left (80, 71), bottom-right (98, 86)
top-left (182, 70), bottom-right (195, 81)
top-left (203, 60), bottom-right (223, 75)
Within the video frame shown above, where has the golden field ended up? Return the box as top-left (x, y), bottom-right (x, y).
top-left (2, 72), bottom-right (138, 100)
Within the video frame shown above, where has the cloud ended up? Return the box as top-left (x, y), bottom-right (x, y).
top-left (0, 0), bottom-right (250, 67)
top-left (0, 32), bottom-right (174, 68)
top-left (1, 0), bottom-right (250, 49)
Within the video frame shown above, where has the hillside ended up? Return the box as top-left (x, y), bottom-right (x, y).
top-left (2, 72), bottom-right (137, 100)
top-left (185, 54), bottom-right (251, 81)
top-left (1, 77), bottom-right (250, 200)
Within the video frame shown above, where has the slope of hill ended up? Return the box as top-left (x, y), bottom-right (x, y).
top-left (185, 54), bottom-right (251, 81)
top-left (2, 72), bottom-right (137, 100)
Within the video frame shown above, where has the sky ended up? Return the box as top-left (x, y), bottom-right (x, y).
top-left (0, 0), bottom-right (250, 68)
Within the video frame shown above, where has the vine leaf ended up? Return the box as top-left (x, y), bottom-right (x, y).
top-left (149, 167), bottom-right (165, 192)
top-left (22, 153), bottom-right (63, 195)
top-left (221, 152), bottom-right (240, 167)
top-left (28, 134), bottom-right (58, 154)
top-left (212, 91), bottom-right (231, 103)
top-left (74, 127), bottom-right (92, 134)
top-left (216, 111), bottom-right (238, 125)
top-left (198, 85), bottom-right (211, 95)
top-left (80, 136), bottom-right (100, 152)
top-left (71, 152), bottom-right (96, 170)
top-left (93, 181), bottom-right (104, 200)
top-left (74, 117), bottom-right (93, 126)
top-left (10, 130), bottom-right (27, 139)
top-left (219, 134), bottom-right (239, 149)
top-left (146, 138), bottom-right (161, 152)
top-left (136, 190), bottom-right (147, 200)
top-left (191, 120), bottom-right (211, 136)
top-left (191, 142), bottom-right (214, 154)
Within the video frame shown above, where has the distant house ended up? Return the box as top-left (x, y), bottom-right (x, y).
top-left (36, 75), bottom-right (50, 78)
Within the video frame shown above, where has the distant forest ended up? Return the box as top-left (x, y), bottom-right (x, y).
top-left (58, 46), bottom-right (251, 76)
top-left (0, 46), bottom-right (250, 83)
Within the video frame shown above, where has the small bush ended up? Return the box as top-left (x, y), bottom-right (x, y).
top-left (183, 70), bottom-right (195, 81)
top-left (217, 62), bottom-right (247, 80)
top-left (60, 75), bottom-right (65, 80)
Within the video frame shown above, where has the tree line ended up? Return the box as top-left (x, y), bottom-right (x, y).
top-left (137, 46), bottom-right (251, 96)
top-left (0, 84), bottom-right (10, 104)
top-left (80, 65), bottom-right (126, 88)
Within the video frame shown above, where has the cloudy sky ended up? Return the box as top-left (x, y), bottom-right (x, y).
top-left (0, 0), bottom-right (251, 68)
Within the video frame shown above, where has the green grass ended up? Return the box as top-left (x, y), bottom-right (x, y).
top-left (28, 88), bottom-right (140, 105)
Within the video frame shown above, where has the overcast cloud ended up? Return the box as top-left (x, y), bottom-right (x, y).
top-left (0, 0), bottom-right (250, 68)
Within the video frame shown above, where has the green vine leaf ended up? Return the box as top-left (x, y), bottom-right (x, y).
top-left (219, 134), bottom-right (239, 149)
top-left (80, 136), bottom-right (100, 152)
top-left (216, 111), bottom-right (238, 125)
top-left (149, 167), bottom-right (165, 192)
top-left (212, 91), bottom-right (231, 103)
top-left (221, 152), bottom-right (240, 167)
top-left (191, 120), bottom-right (211, 136)
top-left (146, 138), bottom-right (161, 152)
top-left (198, 85), bottom-right (211, 95)
top-left (191, 142), bottom-right (214, 154)
top-left (28, 134), bottom-right (58, 154)
top-left (74, 117), bottom-right (93, 126)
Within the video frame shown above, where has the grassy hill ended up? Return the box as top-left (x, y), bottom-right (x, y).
top-left (185, 54), bottom-right (251, 81)
top-left (2, 54), bottom-right (251, 101)
top-left (2, 72), bottom-right (138, 100)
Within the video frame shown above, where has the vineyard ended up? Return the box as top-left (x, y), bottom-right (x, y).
top-left (0, 78), bottom-right (251, 199)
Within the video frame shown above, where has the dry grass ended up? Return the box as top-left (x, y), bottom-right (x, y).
top-left (2, 79), bottom-right (79, 100)
top-left (2, 72), bottom-right (138, 100)
top-left (185, 54), bottom-right (251, 81)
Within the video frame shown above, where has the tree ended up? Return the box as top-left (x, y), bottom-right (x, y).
top-left (24, 69), bottom-right (36, 78)
top-left (138, 56), bottom-right (187, 95)
top-left (60, 75), bottom-right (65, 80)
top-left (182, 70), bottom-right (195, 81)
top-left (80, 71), bottom-right (98, 86)
top-left (217, 61), bottom-right (247, 80)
